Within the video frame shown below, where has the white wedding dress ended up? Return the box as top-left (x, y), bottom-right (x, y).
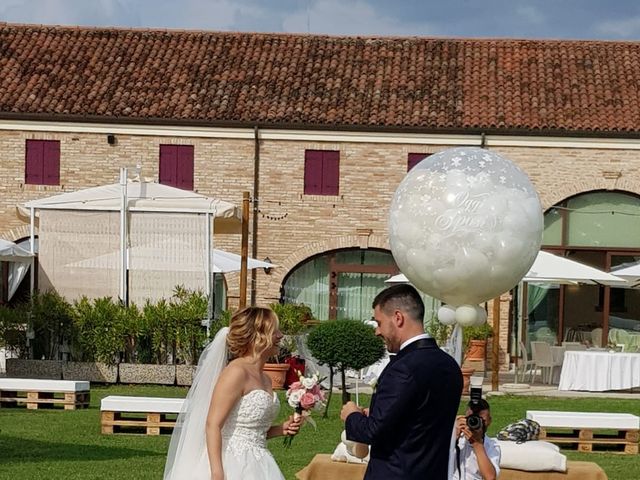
top-left (164, 328), bottom-right (285, 480)
top-left (220, 389), bottom-right (285, 479)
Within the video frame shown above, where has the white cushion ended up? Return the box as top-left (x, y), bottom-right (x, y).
top-left (0, 378), bottom-right (89, 392)
top-left (497, 440), bottom-right (566, 472)
top-left (526, 410), bottom-right (639, 429)
top-left (100, 395), bottom-right (184, 413)
top-left (331, 443), bottom-right (369, 464)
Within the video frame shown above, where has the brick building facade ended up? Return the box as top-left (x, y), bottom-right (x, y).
top-left (3, 24), bottom-right (640, 367)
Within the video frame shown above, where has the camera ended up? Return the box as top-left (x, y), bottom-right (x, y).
top-left (466, 376), bottom-right (484, 432)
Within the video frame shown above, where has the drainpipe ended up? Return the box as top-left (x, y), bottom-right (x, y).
top-left (480, 132), bottom-right (487, 149)
top-left (251, 125), bottom-right (260, 306)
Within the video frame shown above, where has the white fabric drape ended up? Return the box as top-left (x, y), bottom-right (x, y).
top-left (39, 210), bottom-right (120, 300)
top-left (128, 212), bottom-right (207, 305)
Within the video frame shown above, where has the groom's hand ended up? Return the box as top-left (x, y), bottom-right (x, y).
top-left (340, 401), bottom-right (363, 421)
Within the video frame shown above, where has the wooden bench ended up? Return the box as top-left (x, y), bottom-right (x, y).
top-left (0, 378), bottom-right (90, 410)
top-left (527, 410), bottom-right (639, 454)
top-left (100, 395), bottom-right (184, 435)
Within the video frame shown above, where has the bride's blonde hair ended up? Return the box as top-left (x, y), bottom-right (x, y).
top-left (227, 306), bottom-right (278, 359)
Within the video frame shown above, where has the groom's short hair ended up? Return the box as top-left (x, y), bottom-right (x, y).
top-left (373, 284), bottom-right (425, 324)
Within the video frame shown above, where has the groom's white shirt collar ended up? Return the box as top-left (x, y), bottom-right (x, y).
top-left (399, 333), bottom-right (430, 351)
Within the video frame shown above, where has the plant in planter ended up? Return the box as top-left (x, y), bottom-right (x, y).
top-left (306, 319), bottom-right (385, 418)
top-left (265, 302), bottom-right (313, 389)
top-left (463, 322), bottom-right (493, 362)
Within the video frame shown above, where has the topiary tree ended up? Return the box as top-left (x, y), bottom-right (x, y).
top-left (306, 319), bottom-right (385, 417)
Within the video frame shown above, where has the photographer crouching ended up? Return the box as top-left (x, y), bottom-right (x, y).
top-left (452, 396), bottom-right (501, 480)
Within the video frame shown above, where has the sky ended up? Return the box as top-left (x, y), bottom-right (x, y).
top-left (1, 0), bottom-right (640, 40)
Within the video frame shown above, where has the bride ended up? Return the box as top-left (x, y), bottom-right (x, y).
top-left (164, 306), bottom-right (302, 479)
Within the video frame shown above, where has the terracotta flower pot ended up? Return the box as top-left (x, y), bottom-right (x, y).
top-left (263, 363), bottom-right (290, 390)
top-left (461, 366), bottom-right (476, 395)
top-left (466, 339), bottom-right (487, 361)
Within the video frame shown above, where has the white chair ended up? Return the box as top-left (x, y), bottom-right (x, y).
top-left (608, 328), bottom-right (631, 352)
top-left (530, 341), bottom-right (563, 384)
top-left (561, 341), bottom-right (587, 351)
top-left (591, 328), bottom-right (603, 347)
top-left (516, 340), bottom-right (536, 383)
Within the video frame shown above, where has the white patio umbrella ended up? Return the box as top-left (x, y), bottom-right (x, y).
top-left (0, 239), bottom-right (34, 263)
top-left (523, 251), bottom-right (627, 286)
top-left (66, 245), bottom-right (275, 273)
top-left (386, 250), bottom-right (627, 287)
top-left (0, 239), bottom-right (35, 301)
top-left (611, 262), bottom-right (640, 287)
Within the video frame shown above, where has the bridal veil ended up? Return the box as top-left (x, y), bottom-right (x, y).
top-left (164, 327), bottom-right (230, 479)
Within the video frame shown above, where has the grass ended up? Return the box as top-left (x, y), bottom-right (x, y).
top-left (0, 385), bottom-right (639, 479)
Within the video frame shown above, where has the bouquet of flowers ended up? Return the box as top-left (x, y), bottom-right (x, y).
top-left (283, 371), bottom-right (326, 447)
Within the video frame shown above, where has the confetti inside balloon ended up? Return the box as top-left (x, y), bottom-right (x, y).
top-left (389, 147), bottom-right (543, 314)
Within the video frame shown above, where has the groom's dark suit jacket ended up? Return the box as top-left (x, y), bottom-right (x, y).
top-left (345, 338), bottom-right (462, 479)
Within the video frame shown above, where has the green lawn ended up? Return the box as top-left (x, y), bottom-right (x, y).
top-left (0, 385), bottom-right (638, 479)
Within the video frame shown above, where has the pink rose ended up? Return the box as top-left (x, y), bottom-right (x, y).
top-left (289, 381), bottom-right (302, 391)
top-left (311, 385), bottom-right (321, 395)
top-left (300, 392), bottom-right (316, 410)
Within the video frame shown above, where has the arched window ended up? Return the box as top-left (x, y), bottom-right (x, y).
top-left (529, 191), bottom-right (640, 348)
top-left (282, 248), bottom-right (439, 322)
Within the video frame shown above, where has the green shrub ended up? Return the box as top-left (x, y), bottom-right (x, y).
top-left (0, 303), bottom-right (29, 357)
top-left (171, 286), bottom-right (208, 365)
top-left (270, 302), bottom-right (312, 335)
top-left (30, 291), bottom-right (74, 360)
top-left (72, 296), bottom-right (126, 365)
top-left (142, 299), bottom-right (174, 364)
top-left (306, 319), bottom-right (385, 416)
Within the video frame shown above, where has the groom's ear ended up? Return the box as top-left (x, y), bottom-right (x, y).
top-left (394, 310), bottom-right (405, 328)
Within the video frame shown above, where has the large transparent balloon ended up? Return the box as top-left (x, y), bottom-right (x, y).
top-left (389, 147), bottom-right (543, 312)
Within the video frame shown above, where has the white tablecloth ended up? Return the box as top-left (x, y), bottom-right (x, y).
top-left (558, 350), bottom-right (640, 391)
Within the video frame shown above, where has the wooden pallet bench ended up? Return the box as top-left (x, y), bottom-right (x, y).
top-left (527, 410), bottom-right (639, 454)
top-left (100, 395), bottom-right (184, 435)
top-left (0, 378), bottom-right (90, 410)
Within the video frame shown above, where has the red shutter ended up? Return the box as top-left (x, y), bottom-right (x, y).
top-left (304, 150), bottom-right (323, 195)
top-left (176, 145), bottom-right (194, 190)
top-left (43, 140), bottom-right (60, 185)
top-left (322, 151), bottom-right (340, 195)
top-left (159, 145), bottom-right (178, 187)
top-left (25, 140), bottom-right (44, 184)
top-left (408, 153), bottom-right (429, 171)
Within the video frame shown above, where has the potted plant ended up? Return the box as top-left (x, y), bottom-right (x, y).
top-left (264, 302), bottom-right (312, 389)
top-left (263, 339), bottom-right (293, 390)
top-left (463, 322), bottom-right (493, 362)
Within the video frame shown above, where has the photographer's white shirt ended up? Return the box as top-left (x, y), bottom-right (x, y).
top-left (451, 436), bottom-right (501, 480)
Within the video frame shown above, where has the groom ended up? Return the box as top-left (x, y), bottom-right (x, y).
top-left (341, 284), bottom-right (463, 479)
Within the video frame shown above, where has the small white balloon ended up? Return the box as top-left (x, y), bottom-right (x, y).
top-left (437, 305), bottom-right (457, 325)
top-left (473, 306), bottom-right (488, 326)
top-left (455, 305), bottom-right (478, 326)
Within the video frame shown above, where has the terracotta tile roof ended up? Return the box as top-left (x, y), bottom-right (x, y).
top-left (1, 23), bottom-right (640, 135)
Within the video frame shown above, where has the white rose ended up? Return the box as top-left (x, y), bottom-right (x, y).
top-left (302, 376), bottom-right (316, 389)
top-left (288, 390), bottom-right (304, 408)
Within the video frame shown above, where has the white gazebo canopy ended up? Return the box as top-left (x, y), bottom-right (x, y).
top-left (23, 181), bottom-right (240, 233)
top-left (22, 180), bottom-right (243, 307)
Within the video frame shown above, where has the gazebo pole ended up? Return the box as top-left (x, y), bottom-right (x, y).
top-left (205, 211), bottom-right (212, 333)
top-left (239, 191), bottom-right (249, 309)
top-left (119, 167), bottom-right (128, 306)
top-left (491, 296), bottom-right (501, 391)
top-left (29, 207), bottom-right (35, 296)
